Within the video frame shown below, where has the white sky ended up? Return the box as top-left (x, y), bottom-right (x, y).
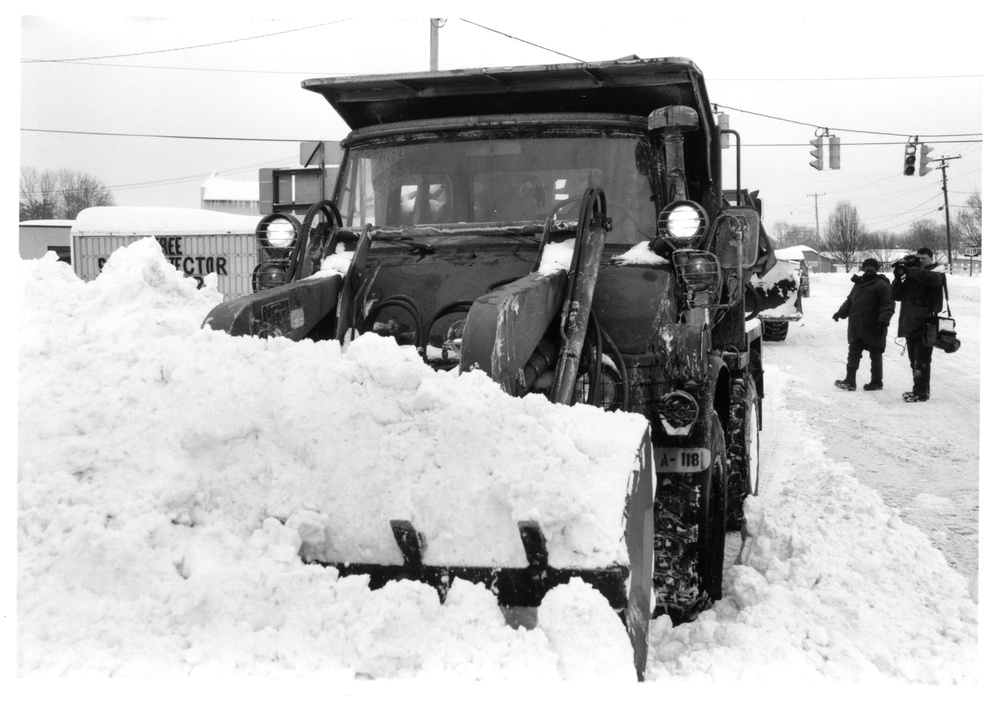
top-left (14, 2), bottom-right (990, 238)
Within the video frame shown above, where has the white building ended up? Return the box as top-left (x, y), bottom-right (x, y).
top-left (19, 219), bottom-right (73, 262)
top-left (200, 172), bottom-right (259, 215)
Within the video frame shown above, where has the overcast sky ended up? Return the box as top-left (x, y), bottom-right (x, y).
top-left (16, 3), bottom-right (988, 239)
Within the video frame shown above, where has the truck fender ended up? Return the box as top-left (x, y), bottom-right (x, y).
top-left (202, 274), bottom-right (343, 340)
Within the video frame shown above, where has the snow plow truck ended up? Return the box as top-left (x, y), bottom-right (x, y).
top-left (203, 56), bottom-right (774, 679)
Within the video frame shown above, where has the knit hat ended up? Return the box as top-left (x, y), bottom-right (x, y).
top-left (862, 258), bottom-right (880, 271)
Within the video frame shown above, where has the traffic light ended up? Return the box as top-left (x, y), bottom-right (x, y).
top-left (828, 135), bottom-right (841, 170)
top-left (919, 144), bottom-right (935, 176)
top-left (809, 136), bottom-right (824, 170)
top-left (903, 143), bottom-right (917, 176)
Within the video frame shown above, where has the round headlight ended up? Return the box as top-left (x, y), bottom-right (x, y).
top-left (256, 213), bottom-right (300, 250)
top-left (265, 221), bottom-right (295, 248)
top-left (253, 261), bottom-right (288, 291)
top-left (656, 200), bottom-right (709, 248)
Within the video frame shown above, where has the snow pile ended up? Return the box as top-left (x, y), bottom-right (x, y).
top-left (17, 240), bottom-right (643, 678)
top-left (16, 241), bottom-right (979, 682)
top-left (647, 366), bottom-right (978, 684)
top-left (938, 272), bottom-right (981, 302)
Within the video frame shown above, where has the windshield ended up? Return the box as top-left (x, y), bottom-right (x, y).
top-left (335, 132), bottom-right (657, 245)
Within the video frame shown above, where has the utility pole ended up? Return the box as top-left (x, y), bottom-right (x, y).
top-left (430, 19), bottom-right (445, 71)
top-left (929, 155), bottom-right (961, 270)
top-left (807, 192), bottom-right (825, 243)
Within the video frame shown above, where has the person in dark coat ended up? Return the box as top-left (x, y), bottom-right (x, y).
top-left (832, 257), bottom-right (895, 391)
top-left (892, 246), bottom-right (945, 402)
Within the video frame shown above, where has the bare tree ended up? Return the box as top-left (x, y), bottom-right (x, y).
top-left (19, 167), bottom-right (115, 220)
top-left (771, 220), bottom-right (822, 250)
top-left (57, 169), bottom-right (115, 219)
top-left (863, 230), bottom-right (901, 269)
top-left (824, 201), bottom-right (868, 269)
top-left (19, 167), bottom-right (60, 221)
top-left (953, 191), bottom-right (982, 251)
top-left (901, 219), bottom-right (948, 254)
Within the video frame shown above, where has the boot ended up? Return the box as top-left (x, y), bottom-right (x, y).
top-left (864, 355), bottom-right (883, 390)
top-left (834, 366), bottom-right (857, 391)
top-left (903, 363), bottom-right (930, 402)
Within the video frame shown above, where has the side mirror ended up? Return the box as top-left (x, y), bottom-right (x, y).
top-left (715, 207), bottom-right (759, 270)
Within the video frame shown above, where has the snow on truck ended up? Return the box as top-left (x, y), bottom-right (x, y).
top-left (747, 255), bottom-right (805, 342)
top-left (202, 57), bottom-right (776, 679)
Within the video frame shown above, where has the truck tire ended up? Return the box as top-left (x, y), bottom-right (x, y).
top-left (762, 320), bottom-right (788, 341)
top-left (653, 412), bottom-right (728, 624)
top-left (726, 377), bottom-right (760, 531)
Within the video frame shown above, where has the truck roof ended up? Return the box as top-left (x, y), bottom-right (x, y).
top-left (303, 56), bottom-right (713, 131)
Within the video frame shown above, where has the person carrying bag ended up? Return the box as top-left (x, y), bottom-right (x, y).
top-left (891, 247), bottom-right (947, 403)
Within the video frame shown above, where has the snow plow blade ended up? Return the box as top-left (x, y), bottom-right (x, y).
top-left (317, 427), bottom-right (655, 680)
top-left (201, 274), bottom-right (343, 340)
top-left (329, 520), bottom-right (629, 607)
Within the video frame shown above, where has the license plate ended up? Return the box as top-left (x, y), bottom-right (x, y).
top-left (654, 447), bottom-right (712, 473)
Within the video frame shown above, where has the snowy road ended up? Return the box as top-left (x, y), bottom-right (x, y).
top-left (759, 271), bottom-right (980, 600)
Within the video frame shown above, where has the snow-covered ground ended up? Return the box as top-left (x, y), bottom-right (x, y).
top-left (15, 242), bottom-right (982, 690)
top-left (770, 272), bottom-right (981, 598)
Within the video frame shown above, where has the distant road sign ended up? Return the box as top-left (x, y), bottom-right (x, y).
top-left (964, 246), bottom-right (981, 257)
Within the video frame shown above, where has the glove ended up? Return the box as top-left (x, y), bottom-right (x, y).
top-left (832, 313), bottom-right (841, 322)
top-left (893, 265), bottom-right (905, 280)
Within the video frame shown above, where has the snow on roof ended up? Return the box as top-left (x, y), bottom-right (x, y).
top-left (201, 172), bottom-right (259, 202)
top-left (773, 245), bottom-right (819, 260)
top-left (71, 206), bottom-right (261, 235)
top-left (20, 219), bottom-right (75, 227)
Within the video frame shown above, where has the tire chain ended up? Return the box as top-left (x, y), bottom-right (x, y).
top-left (653, 472), bottom-right (710, 621)
top-left (726, 378), bottom-right (751, 531)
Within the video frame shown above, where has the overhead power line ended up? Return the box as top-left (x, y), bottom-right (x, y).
top-left (20, 127), bottom-right (982, 148)
top-left (458, 19), bottom-right (584, 62)
top-left (24, 60), bottom-right (353, 77)
top-left (715, 104), bottom-right (982, 139)
top-left (712, 74), bottom-right (982, 82)
top-left (21, 20), bottom-right (346, 63)
top-left (21, 128), bottom-right (305, 143)
top-left (25, 57), bottom-right (984, 84)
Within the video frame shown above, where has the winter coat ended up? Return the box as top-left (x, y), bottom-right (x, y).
top-left (835, 272), bottom-right (895, 351)
top-left (891, 264), bottom-right (945, 338)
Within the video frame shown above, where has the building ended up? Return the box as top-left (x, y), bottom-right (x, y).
top-left (200, 172), bottom-right (259, 215)
top-left (774, 245), bottom-right (836, 273)
top-left (19, 220), bottom-right (73, 263)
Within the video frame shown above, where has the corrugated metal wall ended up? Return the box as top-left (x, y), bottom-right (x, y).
top-left (73, 233), bottom-right (256, 299)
